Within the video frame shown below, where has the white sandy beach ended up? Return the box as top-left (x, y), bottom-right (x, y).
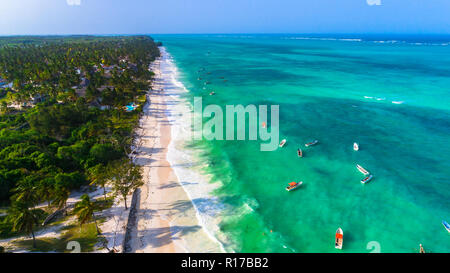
top-left (100, 48), bottom-right (224, 253)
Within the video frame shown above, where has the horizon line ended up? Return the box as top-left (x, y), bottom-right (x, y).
top-left (2, 32), bottom-right (450, 37)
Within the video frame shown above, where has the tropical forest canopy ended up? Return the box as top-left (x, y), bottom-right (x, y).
top-left (0, 35), bottom-right (160, 205)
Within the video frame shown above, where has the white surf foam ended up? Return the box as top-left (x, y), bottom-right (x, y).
top-left (363, 95), bottom-right (405, 105)
top-left (156, 47), bottom-right (229, 252)
top-left (284, 37), bottom-right (362, 42)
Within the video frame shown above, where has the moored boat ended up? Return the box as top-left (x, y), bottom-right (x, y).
top-left (279, 139), bottom-right (287, 148)
top-left (443, 221), bottom-right (450, 233)
top-left (305, 140), bottom-right (318, 147)
top-left (419, 244), bottom-right (425, 253)
top-left (356, 164), bottom-right (370, 175)
top-left (353, 142), bottom-right (359, 151)
top-left (286, 181), bottom-right (302, 191)
top-left (297, 149), bottom-right (303, 158)
top-left (361, 174), bottom-right (373, 184)
top-left (335, 228), bottom-right (343, 249)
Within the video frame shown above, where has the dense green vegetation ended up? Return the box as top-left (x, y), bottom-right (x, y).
top-left (0, 36), bottom-right (159, 248)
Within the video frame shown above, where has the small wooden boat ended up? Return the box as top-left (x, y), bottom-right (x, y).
top-left (419, 244), bottom-right (425, 253)
top-left (279, 139), bottom-right (287, 148)
top-left (353, 142), bottom-right (359, 151)
top-left (209, 91), bottom-right (215, 96)
top-left (297, 149), bottom-right (303, 158)
top-left (356, 164), bottom-right (370, 175)
top-left (361, 174), bottom-right (373, 184)
top-left (286, 181), bottom-right (302, 191)
top-left (305, 140), bottom-right (318, 147)
top-left (443, 221), bottom-right (450, 233)
top-left (335, 228), bottom-right (343, 249)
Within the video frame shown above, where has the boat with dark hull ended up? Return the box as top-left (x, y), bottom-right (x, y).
top-left (361, 174), bottom-right (373, 184)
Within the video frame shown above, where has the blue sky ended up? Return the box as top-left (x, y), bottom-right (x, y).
top-left (1, 0), bottom-right (449, 35)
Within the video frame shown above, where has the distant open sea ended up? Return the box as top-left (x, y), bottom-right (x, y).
top-left (153, 34), bottom-right (450, 253)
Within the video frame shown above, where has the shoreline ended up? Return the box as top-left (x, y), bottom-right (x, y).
top-left (122, 47), bottom-right (224, 253)
top-left (161, 48), bottom-right (228, 252)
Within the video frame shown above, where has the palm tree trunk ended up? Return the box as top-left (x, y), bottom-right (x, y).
top-left (93, 214), bottom-right (101, 235)
top-left (31, 229), bottom-right (36, 248)
top-left (103, 186), bottom-right (107, 201)
top-left (124, 195), bottom-right (128, 210)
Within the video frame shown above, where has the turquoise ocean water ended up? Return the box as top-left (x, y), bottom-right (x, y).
top-left (154, 34), bottom-right (450, 253)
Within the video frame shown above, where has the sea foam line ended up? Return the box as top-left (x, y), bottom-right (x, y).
top-left (158, 47), bottom-right (228, 252)
top-left (283, 37), bottom-right (450, 46)
top-left (363, 95), bottom-right (405, 105)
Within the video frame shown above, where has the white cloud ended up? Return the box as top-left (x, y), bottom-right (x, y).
top-left (67, 0), bottom-right (81, 6)
top-left (367, 0), bottom-right (381, 6)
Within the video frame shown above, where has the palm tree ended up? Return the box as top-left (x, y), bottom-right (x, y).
top-left (51, 185), bottom-right (70, 212)
top-left (73, 194), bottom-right (100, 235)
top-left (88, 164), bottom-right (109, 201)
top-left (9, 202), bottom-right (40, 248)
top-left (52, 175), bottom-right (72, 211)
top-left (12, 177), bottom-right (39, 206)
top-left (37, 178), bottom-right (54, 208)
top-left (0, 101), bottom-right (8, 114)
top-left (110, 159), bottom-right (143, 210)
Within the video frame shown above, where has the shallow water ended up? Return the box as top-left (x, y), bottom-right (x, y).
top-left (154, 34), bottom-right (450, 253)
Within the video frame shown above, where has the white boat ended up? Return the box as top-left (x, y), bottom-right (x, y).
top-left (353, 142), bottom-right (359, 151)
top-left (356, 164), bottom-right (370, 175)
top-left (335, 228), bottom-right (343, 249)
top-left (361, 174), bottom-right (373, 184)
top-left (297, 149), bottom-right (303, 158)
top-left (305, 140), bottom-right (318, 147)
top-left (286, 181), bottom-right (302, 191)
top-left (279, 139), bottom-right (287, 148)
